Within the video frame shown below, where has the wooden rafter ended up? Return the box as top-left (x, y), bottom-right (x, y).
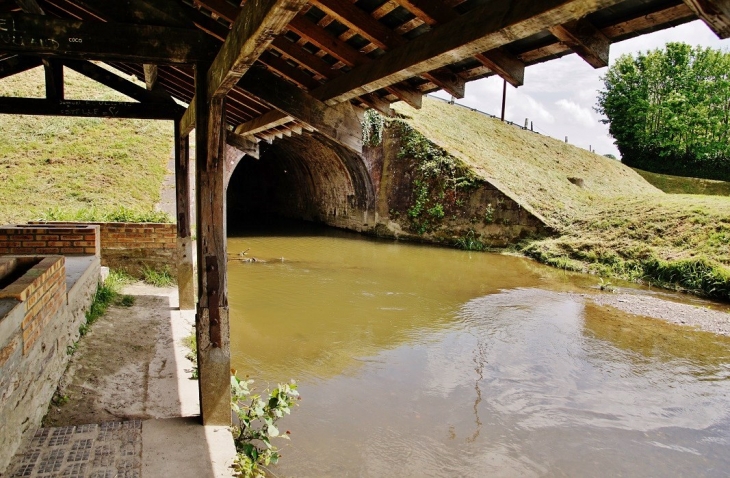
top-left (0, 97), bottom-right (180, 119)
top-left (311, 0), bottom-right (625, 106)
top-left (0, 55), bottom-right (42, 79)
top-left (474, 48), bottom-right (525, 87)
top-left (549, 18), bottom-right (611, 68)
top-left (683, 0), bottom-right (730, 38)
top-left (235, 66), bottom-right (361, 152)
top-left (206, 0), bottom-right (308, 99)
top-left (0, 13), bottom-right (216, 63)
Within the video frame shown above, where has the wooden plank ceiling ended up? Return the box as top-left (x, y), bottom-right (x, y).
top-left (0, 0), bottom-right (715, 146)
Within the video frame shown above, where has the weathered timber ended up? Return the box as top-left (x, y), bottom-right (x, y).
top-left (206, 0), bottom-right (308, 99)
top-left (174, 121), bottom-right (195, 311)
top-left (233, 109), bottom-right (293, 136)
top-left (42, 58), bottom-right (63, 100)
top-left (385, 84), bottom-right (422, 109)
top-left (143, 64), bottom-right (158, 90)
top-left (287, 13), bottom-right (365, 67)
top-left (549, 18), bottom-right (610, 68)
top-left (310, 0), bottom-right (625, 105)
top-left (0, 13), bottom-right (216, 64)
top-left (194, 0), bottom-right (240, 23)
top-left (422, 68), bottom-right (465, 98)
top-left (226, 130), bottom-right (260, 159)
top-left (194, 63), bottom-right (230, 426)
top-left (390, 0), bottom-right (457, 25)
top-left (0, 54), bottom-right (40, 79)
top-left (308, 0), bottom-right (405, 50)
top-left (15, 0), bottom-right (46, 15)
top-left (683, 0), bottom-right (730, 38)
top-left (474, 48), bottom-right (525, 87)
top-left (601, 4), bottom-right (694, 40)
top-left (0, 97), bottom-right (180, 119)
top-left (69, 0), bottom-right (195, 28)
top-left (258, 51), bottom-right (321, 90)
top-left (180, 97), bottom-right (195, 137)
top-left (62, 60), bottom-right (181, 109)
top-left (14, 0), bottom-right (44, 15)
top-left (236, 66), bottom-right (362, 152)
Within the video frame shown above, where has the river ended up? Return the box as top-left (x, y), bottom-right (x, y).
top-left (227, 220), bottom-right (730, 477)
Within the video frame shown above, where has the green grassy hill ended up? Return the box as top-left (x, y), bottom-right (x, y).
top-left (397, 98), bottom-right (730, 300)
top-left (633, 168), bottom-right (730, 196)
top-left (0, 66), bottom-right (173, 224)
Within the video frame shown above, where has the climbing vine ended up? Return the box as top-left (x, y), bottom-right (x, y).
top-left (362, 109), bottom-right (385, 147)
top-left (393, 121), bottom-right (482, 235)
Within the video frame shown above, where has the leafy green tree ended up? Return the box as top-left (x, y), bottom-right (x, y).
top-left (596, 43), bottom-right (730, 181)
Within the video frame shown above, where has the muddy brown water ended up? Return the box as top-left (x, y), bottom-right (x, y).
top-left (227, 221), bottom-right (730, 478)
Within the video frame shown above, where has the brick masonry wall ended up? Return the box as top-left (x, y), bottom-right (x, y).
top-left (0, 225), bottom-right (100, 256)
top-left (29, 222), bottom-right (177, 278)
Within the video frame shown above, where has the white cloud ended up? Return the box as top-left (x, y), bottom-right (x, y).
top-left (555, 99), bottom-right (594, 127)
top-left (430, 20), bottom-right (730, 158)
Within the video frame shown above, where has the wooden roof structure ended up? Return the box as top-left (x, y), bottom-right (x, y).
top-left (1, 0), bottom-right (728, 153)
top-left (1, 0), bottom-right (728, 426)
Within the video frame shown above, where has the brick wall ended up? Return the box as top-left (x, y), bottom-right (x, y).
top-left (0, 225), bottom-right (100, 256)
top-left (31, 222), bottom-right (177, 277)
top-left (0, 256), bottom-right (66, 354)
top-left (0, 255), bottom-right (99, 472)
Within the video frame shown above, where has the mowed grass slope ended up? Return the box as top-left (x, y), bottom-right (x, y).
top-left (397, 98), bottom-right (730, 300)
top-left (634, 168), bottom-right (730, 196)
top-left (0, 66), bottom-right (173, 224)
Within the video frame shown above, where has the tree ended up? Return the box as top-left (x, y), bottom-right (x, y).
top-left (596, 43), bottom-right (730, 181)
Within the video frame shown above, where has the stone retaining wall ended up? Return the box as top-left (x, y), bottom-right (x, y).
top-left (0, 254), bottom-right (99, 471)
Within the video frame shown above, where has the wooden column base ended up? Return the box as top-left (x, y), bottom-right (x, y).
top-left (196, 306), bottom-right (231, 425)
top-left (177, 236), bottom-right (195, 310)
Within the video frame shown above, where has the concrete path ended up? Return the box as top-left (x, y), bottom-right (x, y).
top-left (3, 285), bottom-right (237, 478)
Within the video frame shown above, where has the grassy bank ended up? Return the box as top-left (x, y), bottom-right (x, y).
top-left (633, 168), bottom-right (730, 196)
top-left (0, 66), bottom-right (173, 225)
top-left (397, 98), bottom-right (730, 300)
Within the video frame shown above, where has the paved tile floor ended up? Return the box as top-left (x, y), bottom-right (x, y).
top-left (5, 421), bottom-right (142, 478)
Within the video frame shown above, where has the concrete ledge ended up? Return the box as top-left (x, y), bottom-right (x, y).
top-left (142, 418), bottom-right (237, 478)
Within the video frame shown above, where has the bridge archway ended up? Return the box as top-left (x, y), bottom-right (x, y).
top-left (227, 133), bottom-right (376, 231)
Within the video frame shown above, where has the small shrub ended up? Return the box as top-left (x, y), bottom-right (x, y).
top-left (231, 374), bottom-right (299, 478)
top-left (142, 266), bottom-right (176, 287)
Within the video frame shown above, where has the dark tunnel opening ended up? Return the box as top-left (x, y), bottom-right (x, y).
top-left (226, 133), bottom-right (376, 234)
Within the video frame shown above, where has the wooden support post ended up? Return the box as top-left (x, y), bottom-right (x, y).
top-left (501, 78), bottom-right (506, 122)
top-left (175, 120), bottom-right (195, 311)
top-left (194, 63), bottom-right (230, 426)
top-left (43, 59), bottom-right (63, 100)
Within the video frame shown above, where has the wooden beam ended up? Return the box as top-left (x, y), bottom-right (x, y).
top-left (42, 58), bottom-right (63, 100)
top-left (601, 4), bottom-right (694, 39)
top-left (234, 109), bottom-right (293, 136)
top-left (194, 0), bottom-right (240, 23)
top-left (391, 0), bottom-right (458, 25)
top-left (236, 66), bottom-right (362, 152)
top-left (385, 84), bottom-right (422, 109)
top-left (226, 130), bottom-right (260, 159)
top-left (0, 14), bottom-right (216, 64)
top-left (174, 120), bottom-right (195, 311)
top-left (258, 52), bottom-right (320, 90)
top-left (549, 18), bottom-right (610, 68)
top-left (421, 68), bottom-right (465, 98)
top-left (194, 63), bottom-right (230, 426)
top-left (683, 0), bottom-right (730, 38)
top-left (474, 48), bottom-right (525, 87)
top-left (62, 60), bottom-right (181, 109)
top-left (206, 0), bottom-right (308, 99)
top-left (308, 0), bottom-right (405, 50)
top-left (308, 0), bottom-right (624, 106)
top-left (287, 13), bottom-right (365, 67)
top-left (0, 55), bottom-right (41, 79)
top-left (70, 0), bottom-right (195, 28)
top-left (143, 64), bottom-right (158, 91)
top-left (0, 97), bottom-right (180, 119)
top-left (14, 0), bottom-right (43, 15)
top-left (180, 98), bottom-right (195, 136)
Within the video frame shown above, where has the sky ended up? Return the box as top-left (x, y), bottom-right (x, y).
top-left (432, 20), bottom-right (730, 158)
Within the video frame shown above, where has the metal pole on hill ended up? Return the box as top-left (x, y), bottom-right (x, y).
top-left (501, 78), bottom-right (507, 122)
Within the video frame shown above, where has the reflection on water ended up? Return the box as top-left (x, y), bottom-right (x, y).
top-left (227, 220), bottom-right (730, 477)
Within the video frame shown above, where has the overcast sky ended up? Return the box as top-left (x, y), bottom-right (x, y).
top-left (432, 20), bottom-right (730, 158)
